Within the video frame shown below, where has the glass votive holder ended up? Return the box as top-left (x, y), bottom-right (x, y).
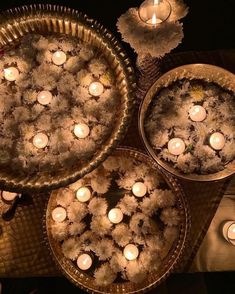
top-left (138, 0), bottom-right (172, 26)
top-left (222, 221), bottom-right (235, 245)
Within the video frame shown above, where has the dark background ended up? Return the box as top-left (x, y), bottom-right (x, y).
top-left (1, 1), bottom-right (235, 293)
top-left (0, 0), bottom-right (235, 54)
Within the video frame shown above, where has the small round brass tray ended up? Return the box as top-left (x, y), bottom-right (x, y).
top-left (139, 64), bottom-right (235, 182)
top-left (0, 5), bottom-right (136, 193)
top-left (45, 147), bottom-right (190, 294)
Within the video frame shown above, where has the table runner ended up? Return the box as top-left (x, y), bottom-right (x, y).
top-left (0, 50), bottom-right (234, 277)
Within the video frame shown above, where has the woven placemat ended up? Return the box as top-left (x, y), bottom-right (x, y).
top-left (0, 50), bottom-right (234, 278)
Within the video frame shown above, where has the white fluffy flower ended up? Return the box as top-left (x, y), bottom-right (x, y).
top-left (94, 238), bottom-right (115, 261)
top-left (51, 221), bottom-right (69, 242)
top-left (125, 260), bottom-right (147, 284)
top-left (161, 208), bottom-right (181, 226)
top-left (151, 189), bottom-right (176, 208)
top-left (118, 194), bottom-right (138, 216)
top-left (129, 213), bottom-right (158, 235)
top-left (117, 8), bottom-right (184, 58)
top-left (94, 263), bottom-right (117, 286)
top-left (88, 197), bottom-right (108, 216)
top-left (110, 250), bottom-right (128, 273)
top-left (68, 222), bottom-right (86, 236)
top-left (62, 237), bottom-right (81, 260)
top-left (164, 226), bottom-right (179, 245)
top-left (79, 231), bottom-right (99, 252)
top-left (56, 188), bottom-right (75, 208)
top-left (112, 223), bottom-right (132, 247)
top-left (103, 156), bottom-right (120, 172)
top-left (140, 195), bottom-right (158, 216)
top-left (67, 201), bottom-right (88, 222)
top-left (90, 216), bottom-right (112, 236)
top-left (90, 175), bottom-right (111, 194)
top-left (139, 249), bottom-right (161, 272)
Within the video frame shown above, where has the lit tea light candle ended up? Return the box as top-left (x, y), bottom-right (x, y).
top-left (1, 191), bottom-right (18, 202)
top-left (146, 12), bottom-right (162, 24)
top-left (77, 253), bottom-right (93, 271)
top-left (209, 132), bottom-right (225, 150)
top-left (37, 91), bottom-right (52, 105)
top-left (4, 67), bottom-right (19, 81)
top-left (189, 105), bottom-right (207, 122)
top-left (33, 133), bottom-right (49, 149)
top-left (89, 82), bottom-right (104, 97)
top-left (108, 208), bottom-right (124, 224)
top-left (74, 124), bottom-right (90, 139)
top-left (76, 187), bottom-right (91, 203)
top-left (52, 207), bottom-right (67, 222)
top-left (124, 244), bottom-right (139, 261)
top-left (138, 0), bottom-right (171, 26)
top-left (168, 138), bottom-right (185, 156)
top-left (132, 182), bottom-right (147, 197)
top-left (222, 221), bottom-right (235, 245)
top-left (52, 50), bottom-right (67, 66)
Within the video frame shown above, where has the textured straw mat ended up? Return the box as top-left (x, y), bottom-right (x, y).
top-left (0, 50), bottom-right (235, 277)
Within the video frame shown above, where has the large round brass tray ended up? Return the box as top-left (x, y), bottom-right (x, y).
top-left (45, 147), bottom-right (190, 294)
top-left (0, 5), bottom-right (135, 193)
top-left (139, 64), bottom-right (235, 182)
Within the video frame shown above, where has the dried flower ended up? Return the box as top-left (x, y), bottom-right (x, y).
top-left (90, 216), bottom-right (112, 236)
top-left (117, 194), bottom-right (138, 216)
top-left (88, 197), bottom-right (108, 216)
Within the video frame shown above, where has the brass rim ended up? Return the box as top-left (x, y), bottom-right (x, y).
top-left (0, 5), bottom-right (136, 192)
top-left (44, 147), bottom-right (191, 294)
top-left (139, 64), bottom-right (235, 182)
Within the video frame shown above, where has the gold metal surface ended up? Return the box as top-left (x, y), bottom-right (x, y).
top-left (0, 5), bottom-right (136, 193)
top-left (139, 64), bottom-right (235, 182)
top-left (45, 147), bottom-right (191, 294)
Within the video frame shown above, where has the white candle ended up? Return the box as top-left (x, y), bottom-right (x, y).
top-left (77, 253), bottom-right (93, 271)
top-left (189, 105), bottom-right (207, 122)
top-left (138, 0), bottom-right (171, 25)
top-left (108, 208), bottom-right (124, 224)
top-left (52, 50), bottom-right (67, 66)
top-left (222, 221), bottom-right (235, 245)
top-left (132, 182), bottom-right (147, 197)
top-left (209, 132), bottom-right (225, 150)
top-left (1, 191), bottom-right (18, 202)
top-left (76, 187), bottom-right (91, 203)
top-left (52, 207), bottom-right (67, 222)
top-left (74, 124), bottom-right (90, 139)
top-left (4, 67), bottom-right (19, 81)
top-left (37, 91), bottom-right (52, 105)
top-left (33, 133), bottom-right (49, 149)
top-left (88, 82), bottom-right (104, 97)
top-left (124, 244), bottom-right (139, 261)
top-left (146, 13), bottom-right (162, 24)
top-left (168, 138), bottom-right (185, 156)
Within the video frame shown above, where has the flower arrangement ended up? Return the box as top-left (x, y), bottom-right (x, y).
top-left (50, 153), bottom-right (181, 286)
top-left (0, 34), bottom-right (121, 175)
top-left (145, 79), bottom-right (235, 174)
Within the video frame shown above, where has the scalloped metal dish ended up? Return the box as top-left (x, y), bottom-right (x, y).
top-left (139, 64), bottom-right (235, 182)
top-left (45, 147), bottom-right (190, 294)
top-left (0, 5), bottom-right (136, 193)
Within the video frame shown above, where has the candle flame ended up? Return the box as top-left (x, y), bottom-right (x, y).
top-left (151, 13), bottom-right (157, 25)
top-left (154, 0), bottom-right (159, 4)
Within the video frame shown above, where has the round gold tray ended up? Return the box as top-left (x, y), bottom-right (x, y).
top-left (139, 64), bottom-right (235, 182)
top-left (45, 147), bottom-right (190, 294)
top-left (0, 5), bottom-right (135, 193)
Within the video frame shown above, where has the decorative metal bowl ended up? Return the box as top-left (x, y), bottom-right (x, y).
top-left (0, 5), bottom-right (136, 193)
top-left (45, 147), bottom-right (190, 294)
top-left (139, 64), bottom-right (235, 182)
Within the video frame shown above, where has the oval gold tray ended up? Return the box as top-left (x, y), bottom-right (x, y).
top-left (139, 64), bottom-right (235, 182)
top-left (0, 5), bottom-right (136, 193)
top-left (45, 147), bottom-right (190, 294)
